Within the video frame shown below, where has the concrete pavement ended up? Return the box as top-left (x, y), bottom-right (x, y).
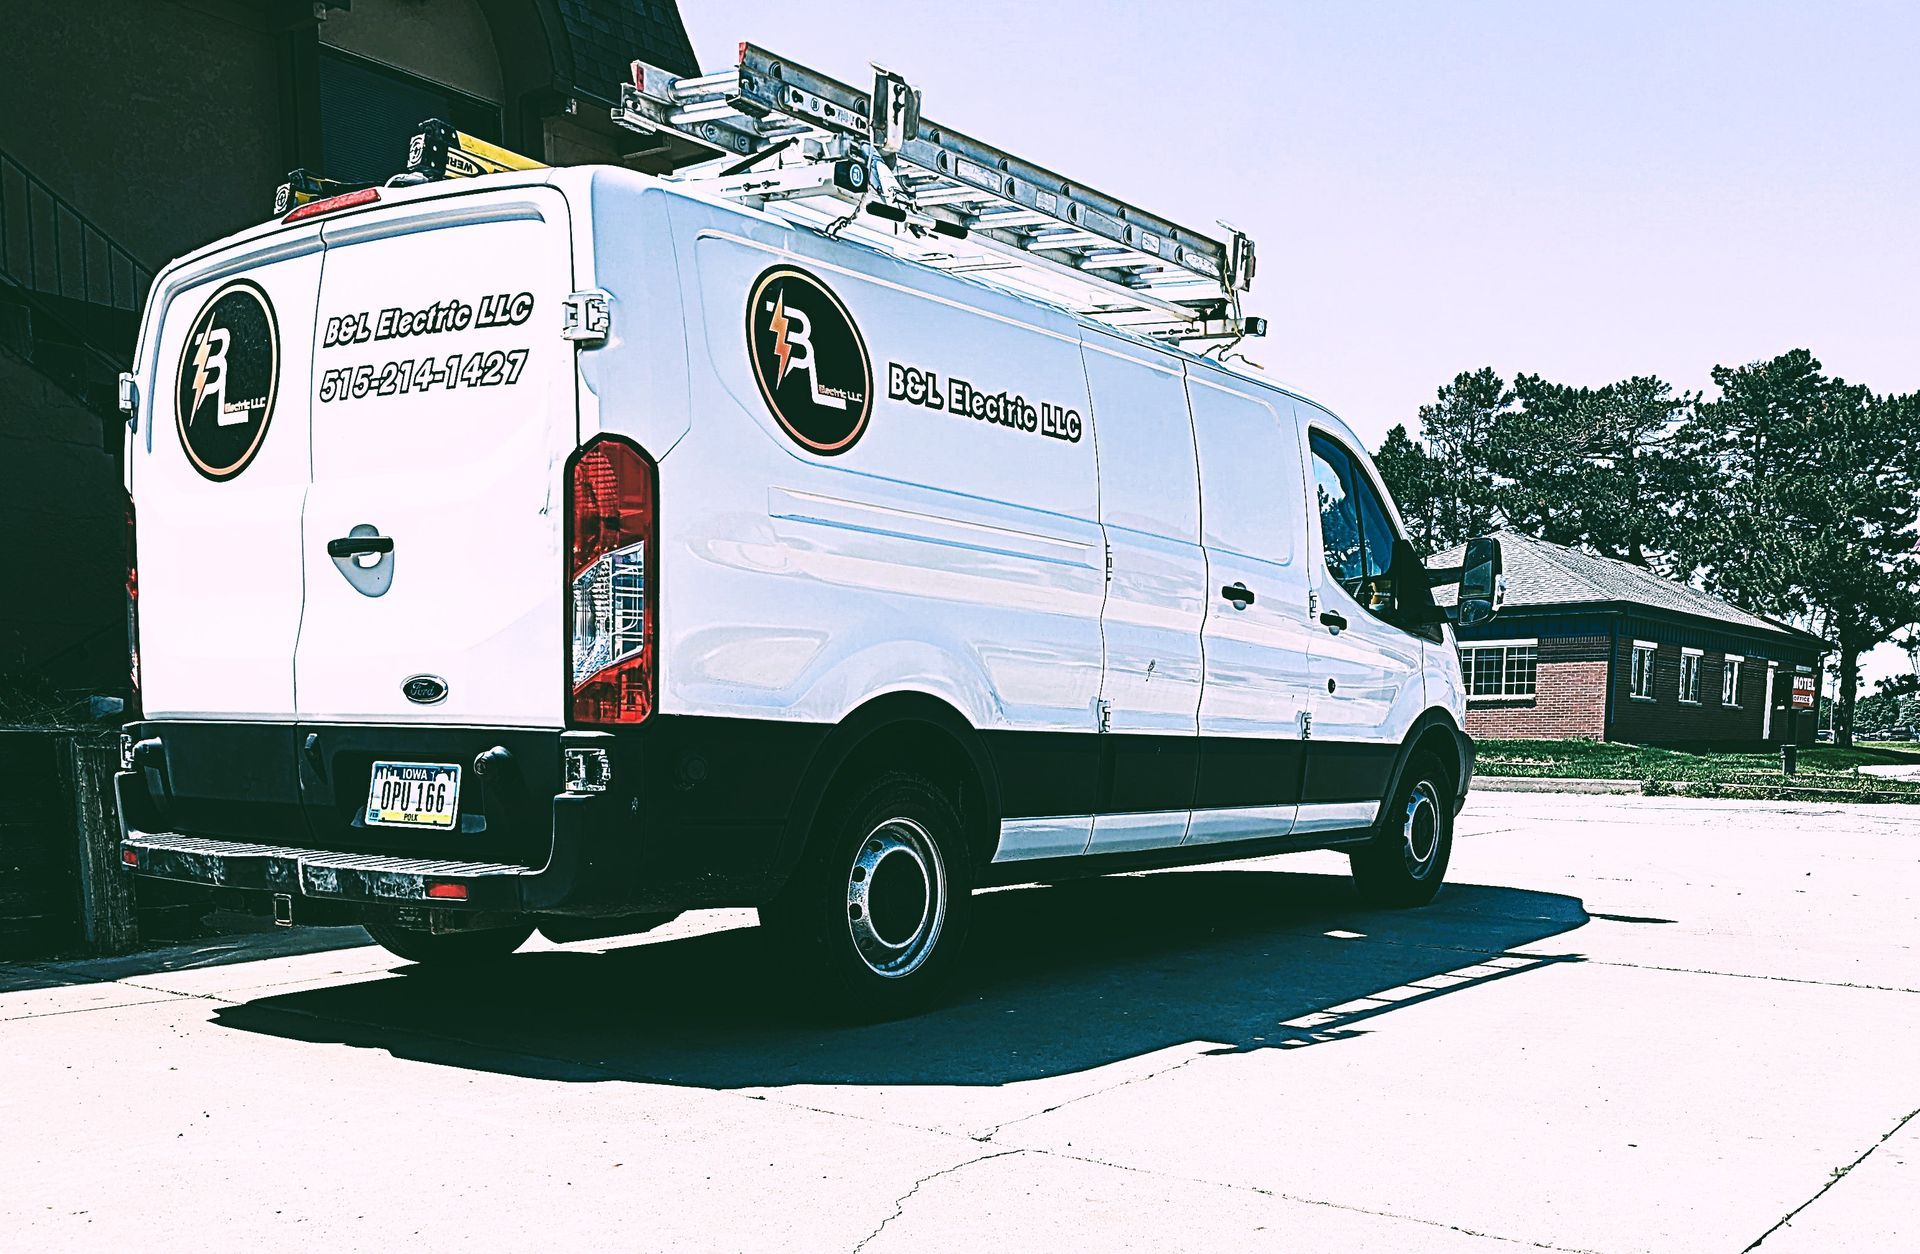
top-left (3, 793), bottom-right (1916, 1252)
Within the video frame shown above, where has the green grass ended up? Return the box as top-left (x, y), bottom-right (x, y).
top-left (1475, 738), bottom-right (1920, 803)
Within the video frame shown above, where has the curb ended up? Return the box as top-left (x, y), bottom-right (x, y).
top-left (0, 923), bottom-right (371, 994)
top-left (1474, 776), bottom-right (1920, 805)
top-left (1474, 777), bottom-right (1642, 795)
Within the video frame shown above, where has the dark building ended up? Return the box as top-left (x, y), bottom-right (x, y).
top-left (0, 0), bottom-right (695, 720)
top-left (1437, 532), bottom-right (1826, 747)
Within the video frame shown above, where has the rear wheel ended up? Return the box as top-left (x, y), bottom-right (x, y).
top-left (1350, 753), bottom-right (1453, 908)
top-left (762, 770), bottom-right (974, 1019)
top-left (365, 919), bottom-right (534, 966)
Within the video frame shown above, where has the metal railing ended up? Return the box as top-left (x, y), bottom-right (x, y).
top-left (0, 147), bottom-right (153, 315)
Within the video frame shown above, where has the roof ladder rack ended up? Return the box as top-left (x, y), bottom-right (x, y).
top-left (612, 43), bottom-right (1262, 345)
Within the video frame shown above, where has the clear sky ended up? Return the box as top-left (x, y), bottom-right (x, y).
top-left (678, 1), bottom-right (1920, 689)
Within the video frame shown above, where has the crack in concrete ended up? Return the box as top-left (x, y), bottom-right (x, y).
top-left (773, 1076), bottom-right (1600, 1252)
top-left (0, 992), bottom-right (185, 1023)
top-left (970, 1052), bottom-right (1210, 1143)
top-left (1018, 1142), bottom-right (1606, 1253)
top-left (1743, 1105), bottom-right (1920, 1251)
top-left (850, 1148), bottom-right (1024, 1252)
top-left (1583, 959), bottom-right (1920, 995)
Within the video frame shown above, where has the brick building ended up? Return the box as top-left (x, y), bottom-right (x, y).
top-left (1437, 532), bottom-right (1826, 747)
top-left (1, 0), bottom-right (696, 720)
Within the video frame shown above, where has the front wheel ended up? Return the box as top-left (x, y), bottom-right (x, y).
top-left (365, 919), bottom-right (534, 967)
top-left (1349, 753), bottom-right (1453, 908)
top-left (762, 770), bottom-right (974, 1020)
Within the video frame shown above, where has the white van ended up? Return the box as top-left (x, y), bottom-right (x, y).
top-left (117, 159), bottom-right (1493, 1016)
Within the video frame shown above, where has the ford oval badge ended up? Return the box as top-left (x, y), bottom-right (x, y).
top-left (402, 674), bottom-right (448, 705)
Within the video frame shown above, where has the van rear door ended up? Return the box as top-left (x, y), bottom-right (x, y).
top-left (128, 229), bottom-right (323, 837)
top-left (133, 234), bottom-right (322, 721)
top-left (296, 187), bottom-right (577, 728)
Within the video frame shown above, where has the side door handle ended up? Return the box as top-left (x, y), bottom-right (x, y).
top-left (326, 534), bottom-right (394, 559)
top-left (1319, 610), bottom-right (1349, 631)
top-left (1221, 582), bottom-right (1256, 609)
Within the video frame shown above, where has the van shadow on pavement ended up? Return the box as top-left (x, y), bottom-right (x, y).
top-left (213, 870), bottom-right (1588, 1089)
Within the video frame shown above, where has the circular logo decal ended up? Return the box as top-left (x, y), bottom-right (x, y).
top-left (174, 279), bottom-right (279, 481)
top-left (746, 266), bottom-right (872, 456)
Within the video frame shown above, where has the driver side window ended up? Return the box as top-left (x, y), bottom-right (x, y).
top-left (1310, 431), bottom-right (1400, 617)
top-left (1312, 442), bottom-right (1366, 597)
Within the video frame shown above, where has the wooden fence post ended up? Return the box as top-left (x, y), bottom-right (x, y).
top-left (66, 735), bottom-right (138, 954)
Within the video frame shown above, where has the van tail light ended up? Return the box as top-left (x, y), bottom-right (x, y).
top-left (567, 437), bottom-right (657, 726)
top-left (125, 492), bottom-right (140, 703)
top-left (282, 187), bottom-right (379, 223)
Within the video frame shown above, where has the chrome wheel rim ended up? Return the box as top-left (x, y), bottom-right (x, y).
top-left (846, 817), bottom-right (947, 978)
top-left (1402, 780), bottom-right (1442, 878)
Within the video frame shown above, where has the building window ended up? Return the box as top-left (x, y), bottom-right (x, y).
top-left (1722, 654), bottom-right (1744, 707)
top-left (1630, 641), bottom-right (1657, 700)
top-left (1461, 640), bottom-right (1539, 699)
top-left (1680, 648), bottom-right (1703, 704)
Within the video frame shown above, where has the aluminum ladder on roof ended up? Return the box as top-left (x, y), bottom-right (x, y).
top-left (610, 42), bottom-right (1263, 345)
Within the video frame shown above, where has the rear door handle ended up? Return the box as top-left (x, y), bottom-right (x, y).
top-left (1319, 611), bottom-right (1349, 630)
top-left (326, 534), bottom-right (393, 559)
top-left (1221, 583), bottom-right (1256, 609)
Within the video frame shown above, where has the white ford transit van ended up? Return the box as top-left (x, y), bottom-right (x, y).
top-left (117, 157), bottom-right (1489, 1016)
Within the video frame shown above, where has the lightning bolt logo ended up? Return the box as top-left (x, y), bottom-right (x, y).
top-left (175, 280), bottom-right (277, 481)
top-left (747, 266), bottom-right (868, 455)
top-left (767, 294), bottom-right (793, 382)
top-left (189, 328), bottom-right (216, 423)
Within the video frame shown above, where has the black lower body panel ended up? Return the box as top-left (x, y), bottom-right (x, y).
top-left (117, 717), bottom-right (803, 917)
top-left (116, 713), bottom-right (1459, 916)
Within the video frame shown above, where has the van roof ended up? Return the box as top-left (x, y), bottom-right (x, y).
top-left (156, 168), bottom-right (562, 275)
top-left (149, 165), bottom-right (1362, 444)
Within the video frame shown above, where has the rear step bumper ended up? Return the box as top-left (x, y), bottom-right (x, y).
top-left (116, 771), bottom-right (609, 913)
top-left (120, 831), bottom-right (539, 910)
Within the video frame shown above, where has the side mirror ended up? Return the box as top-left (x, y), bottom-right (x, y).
top-left (1457, 536), bottom-right (1504, 626)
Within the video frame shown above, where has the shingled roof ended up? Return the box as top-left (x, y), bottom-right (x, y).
top-left (555, 0), bottom-right (697, 104)
top-left (1430, 531), bottom-right (1824, 646)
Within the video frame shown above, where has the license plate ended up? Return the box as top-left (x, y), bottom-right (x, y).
top-left (366, 761), bottom-right (461, 829)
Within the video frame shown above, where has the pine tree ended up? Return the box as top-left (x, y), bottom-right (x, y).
top-left (1374, 424), bottom-right (1442, 551)
top-left (1497, 374), bottom-right (1691, 569)
top-left (1675, 351), bottom-right (1920, 746)
top-left (1409, 368), bottom-right (1509, 548)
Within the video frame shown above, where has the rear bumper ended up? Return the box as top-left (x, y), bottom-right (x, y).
top-left (114, 715), bottom-right (804, 915)
top-left (117, 770), bottom-right (615, 913)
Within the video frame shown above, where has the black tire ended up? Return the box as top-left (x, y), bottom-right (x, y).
top-left (365, 919), bottom-right (534, 966)
top-left (761, 769), bottom-right (974, 1020)
top-left (1349, 753), bottom-right (1453, 908)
